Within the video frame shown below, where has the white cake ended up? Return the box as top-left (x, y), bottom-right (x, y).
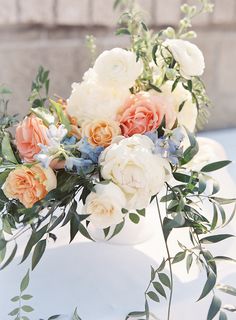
top-left (1, 138), bottom-right (236, 320)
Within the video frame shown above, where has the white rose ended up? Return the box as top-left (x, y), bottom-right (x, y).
top-left (99, 135), bottom-right (171, 210)
top-left (160, 80), bottom-right (198, 132)
top-left (67, 80), bottom-right (129, 124)
top-left (93, 48), bottom-right (143, 88)
top-left (163, 39), bottom-right (205, 78)
top-left (84, 182), bottom-right (127, 229)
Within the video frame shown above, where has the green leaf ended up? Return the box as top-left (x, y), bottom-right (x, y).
top-left (0, 170), bottom-right (10, 187)
top-left (48, 315), bottom-right (61, 320)
top-left (211, 203), bottom-right (218, 230)
top-left (181, 128), bottom-right (199, 165)
top-left (201, 161), bottom-right (231, 173)
top-left (125, 311), bottom-right (146, 320)
top-left (70, 213), bottom-right (81, 243)
top-left (21, 295), bottom-right (33, 300)
top-left (8, 308), bottom-right (19, 316)
top-left (153, 282), bottom-right (166, 298)
top-left (150, 266), bottom-right (156, 281)
top-left (149, 83), bottom-right (162, 92)
top-left (50, 99), bottom-right (71, 131)
top-left (216, 284), bottom-right (236, 296)
top-left (197, 270), bottom-right (216, 301)
top-left (21, 316), bottom-right (30, 320)
top-left (1, 134), bottom-right (18, 163)
top-left (198, 174), bottom-right (207, 194)
top-left (116, 28), bottom-right (131, 35)
top-left (0, 238), bottom-right (7, 250)
top-left (173, 172), bottom-right (191, 183)
top-left (108, 220), bottom-right (125, 240)
top-left (147, 291), bottom-right (160, 302)
top-left (186, 253), bottom-right (193, 273)
top-left (21, 305), bottom-right (34, 312)
top-left (20, 270), bottom-right (30, 292)
top-left (136, 208), bottom-right (146, 216)
top-left (172, 251), bottom-right (186, 264)
top-left (11, 296), bottom-right (20, 302)
top-left (78, 223), bottom-right (94, 241)
top-left (158, 273), bottom-right (171, 289)
top-left (32, 239), bottom-right (46, 270)
top-left (152, 44), bottom-right (158, 65)
top-left (129, 213), bottom-right (140, 224)
top-left (222, 305), bottom-right (236, 312)
top-left (31, 107), bottom-right (55, 126)
top-left (21, 225), bottom-right (48, 264)
top-left (211, 197), bottom-right (236, 205)
top-left (219, 311), bottom-right (227, 320)
top-left (72, 307), bottom-right (82, 320)
top-left (200, 234), bottom-right (234, 244)
top-left (207, 295), bottom-right (221, 320)
top-left (0, 243), bottom-right (17, 270)
top-left (171, 77), bottom-right (180, 92)
top-left (213, 256), bottom-right (236, 263)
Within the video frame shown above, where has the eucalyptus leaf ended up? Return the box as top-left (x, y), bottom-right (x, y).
top-left (22, 305), bottom-right (34, 312)
top-left (147, 291), bottom-right (160, 302)
top-left (0, 243), bottom-right (17, 270)
top-left (20, 270), bottom-right (30, 292)
top-left (200, 234), bottom-right (234, 244)
top-left (201, 161), bottom-right (231, 173)
top-left (153, 282), bottom-right (166, 298)
top-left (216, 284), bottom-right (236, 296)
top-left (197, 270), bottom-right (216, 301)
top-left (207, 295), bottom-right (221, 320)
top-left (158, 273), bottom-right (171, 289)
top-left (32, 239), bottom-right (46, 270)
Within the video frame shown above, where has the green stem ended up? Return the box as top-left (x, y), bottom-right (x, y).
top-left (155, 196), bottom-right (173, 320)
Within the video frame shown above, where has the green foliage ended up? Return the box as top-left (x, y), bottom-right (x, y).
top-left (9, 269), bottom-right (34, 320)
top-left (28, 66), bottom-right (50, 108)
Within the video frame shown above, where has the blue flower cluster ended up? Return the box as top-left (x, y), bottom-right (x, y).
top-left (146, 128), bottom-right (184, 165)
top-left (65, 137), bottom-right (104, 175)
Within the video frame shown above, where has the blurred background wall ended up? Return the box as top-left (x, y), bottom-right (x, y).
top-left (0, 0), bottom-right (235, 130)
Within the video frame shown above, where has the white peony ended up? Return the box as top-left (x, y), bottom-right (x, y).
top-left (84, 182), bottom-right (127, 229)
top-left (93, 48), bottom-right (143, 88)
top-left (67, 80), bottom-right (129, 124)
top-left (163, 39), bottom-right (205, 78)
top-left (99, 135), bottom-right (171, 210)
top-left (160, 80), bottom-right (198, 132)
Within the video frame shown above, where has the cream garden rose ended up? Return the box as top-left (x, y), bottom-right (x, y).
top-left (160, 80), bottom-right (198, 132)
top-left (99, 135), bottom-right (171, 210)
top-left (67, 80), bottom-right (129, 124)
top-left (163, 39), bottom-right (205, 78)
top-left (93, 48), bottom-right (144, 88)
top-left (84, 182), bottom-right (127, 229)
top-left (82, 119), bottom-right (121, 147)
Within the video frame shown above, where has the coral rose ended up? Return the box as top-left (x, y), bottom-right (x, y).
top-left (117, 91), bottom-right (176, 137)
top-left (16, 115), bottom-right (49, 163)
top-left (82, 119), bottom-right (121, 147)
top-left (3, 164), bottom-right (57, 208)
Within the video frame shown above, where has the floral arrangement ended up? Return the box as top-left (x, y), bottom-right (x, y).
top-left (0, 0), bottom-right (236, 319)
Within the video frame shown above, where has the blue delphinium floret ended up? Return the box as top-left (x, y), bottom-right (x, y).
top-left (145, 127), bottom-right (184, 165)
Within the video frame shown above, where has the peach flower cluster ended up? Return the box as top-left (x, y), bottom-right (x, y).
top-left (3, 164), bottom-right (57, 208)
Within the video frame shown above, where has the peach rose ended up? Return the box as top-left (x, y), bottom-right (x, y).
top-left (16, 115), bottom-right (49, 163)
top-left (117, 91), bottom-right (177, 137)
top-left (3, 164), bottom-right (57, 208)
top-left (82, 119), bottom-right (121, 147)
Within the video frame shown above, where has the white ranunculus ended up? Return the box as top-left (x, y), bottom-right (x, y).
top-left (99, 135), bottom-right (171, 210)
top-left (67, 80), bottom-right (129, 124)
top-left (84, 182), bottom-right (127, 229)
top-left (93, 48), bottom-right (143, 88)
top-left (163, 39), bottom-right (205, 78)
top-left (160, 81), bottom-right (198, 132)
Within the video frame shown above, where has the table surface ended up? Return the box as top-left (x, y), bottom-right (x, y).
top-left (0, 129), bottom-right (236, 320)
